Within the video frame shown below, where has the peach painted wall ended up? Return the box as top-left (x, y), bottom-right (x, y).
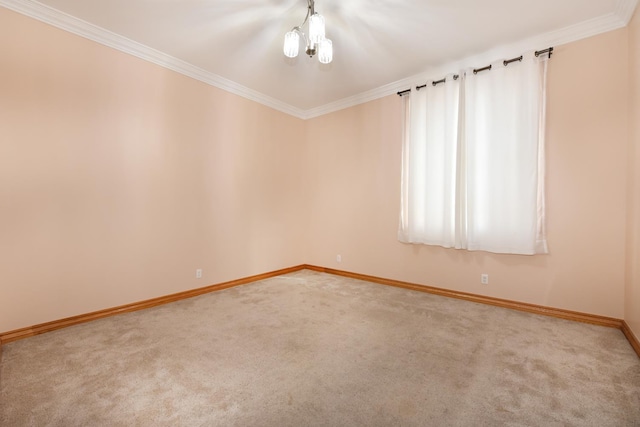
top-left (0, 6), bottom-right (636, 334)
top-left (0, 9), bottom-right (307, 332)
top-left (626, 6), bottom-right (640, 341)
top-left (305, 28), bottom-right (630, 319)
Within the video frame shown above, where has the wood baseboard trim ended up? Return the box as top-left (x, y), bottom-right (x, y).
top-left (2, 263), bottom-right (636, 360)
top-left (303, 265), bottom-right (623, 329)
top-left (0, 265), bottom-right (306, 344)
top-left (621, 321), bottom-right (640, 358)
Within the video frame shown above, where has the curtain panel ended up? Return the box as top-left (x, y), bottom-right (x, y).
top-left (399, 52), bottom-right (549, 255)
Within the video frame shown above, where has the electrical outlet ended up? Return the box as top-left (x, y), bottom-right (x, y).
top-left (196, 269), bottom-right (203, 279)
top-left (481, 274), bottom-right (489, 285)
top-left (337, 254), bottom-right (342, 263)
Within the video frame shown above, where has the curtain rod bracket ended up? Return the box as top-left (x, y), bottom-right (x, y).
top-left (535, 47), bottom-right (554, 58)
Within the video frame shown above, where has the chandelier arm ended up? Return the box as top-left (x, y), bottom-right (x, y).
top-left (291, 0), bottom-right (314, 57)
top-left (292, 0), bottom-right (311, 31)
top-left (292, 26), bottom-right (309, 48)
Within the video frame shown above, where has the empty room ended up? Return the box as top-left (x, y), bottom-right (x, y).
top-left (1, 0), bottom-right (640, 425)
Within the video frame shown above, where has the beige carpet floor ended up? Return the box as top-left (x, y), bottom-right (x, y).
top-left (1, 270), bottom-right (639, 426)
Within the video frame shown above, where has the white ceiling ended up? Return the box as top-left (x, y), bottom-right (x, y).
top-left (2, 0), bottom-right (638, 118)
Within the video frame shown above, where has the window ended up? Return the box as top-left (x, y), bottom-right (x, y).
top-left (399, 52), bottom-right (549, 255)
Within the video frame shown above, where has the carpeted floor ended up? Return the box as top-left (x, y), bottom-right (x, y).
top-left (1, 270), bottom-right (639, 426)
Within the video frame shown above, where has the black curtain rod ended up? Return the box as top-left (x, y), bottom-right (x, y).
top-left (397, 47), bottom-right (554, 96)
top-left (503, 55), bottom-right (523, 66)
top-left (416, 74), bottom-right (460, 91)
top-left (473, 64), bottom-right (492, 74)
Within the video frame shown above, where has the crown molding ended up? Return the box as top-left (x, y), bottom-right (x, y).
top-left (1, 0), bottom-right (637, 120)
top-left (304, 0), bottom-right (638, 119)
top-left (300, 74), bottom-right (422, 119)
top-left (615, 0), bottom-right (639, 24)
top-left (0, 0), bottom-right (308, 119)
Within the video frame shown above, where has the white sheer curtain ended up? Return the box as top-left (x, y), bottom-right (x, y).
top-left (399, 74), bottom-right (461, 247)
top-left (399, 52), bottom-right (549, 255)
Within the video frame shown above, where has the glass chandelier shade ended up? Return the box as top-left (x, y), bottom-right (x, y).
top-left (283, 31), bottom-right (300, 58)
top-left (283, 0), bottom-right (332, 64)
top-left (309, 13), bottom-right (325, 44)
top-left (318, 38), bottom-right (332, 64)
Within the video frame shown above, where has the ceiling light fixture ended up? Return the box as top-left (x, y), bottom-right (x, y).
top-left (283, 0), bottom-right (333, 64)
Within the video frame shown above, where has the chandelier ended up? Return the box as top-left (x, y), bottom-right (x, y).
top-left (283, 0), bottom-right (333, 64)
